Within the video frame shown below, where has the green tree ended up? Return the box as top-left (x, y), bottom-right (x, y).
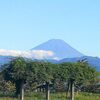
top-left (2, 57), bottom-right (37, 100)
top-left (60, 62), bottom-right (96, 100)
top-left (36, 61), bottom-right (55, 100)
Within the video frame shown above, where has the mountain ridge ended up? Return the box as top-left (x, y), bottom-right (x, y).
top-left (32, 39), bottom-right (84, 59)
top-left (59, 56), bottom-right (100, 71)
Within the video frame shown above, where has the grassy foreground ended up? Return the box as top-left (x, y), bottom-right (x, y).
top-left (0, 92), bottom-right (100, 100)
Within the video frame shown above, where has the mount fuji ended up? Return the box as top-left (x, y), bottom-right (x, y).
top-left (32, 39), bottom-right (84, 59)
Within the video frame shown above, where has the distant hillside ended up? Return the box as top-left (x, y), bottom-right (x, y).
top-left (0, 56), bottom-right (12, 65)
top-left (59, 56), bottom-right (100, 71)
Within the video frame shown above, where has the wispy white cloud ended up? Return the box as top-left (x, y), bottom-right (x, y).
top-left (0, 49), bottom-right (54, 59)
top-left (52, 57), bottom-right (60, 60)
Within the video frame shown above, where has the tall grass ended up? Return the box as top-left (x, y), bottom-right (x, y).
top-left (0, 92), bottom-right (100, 100)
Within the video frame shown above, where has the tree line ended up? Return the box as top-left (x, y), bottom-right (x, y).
top-left (0, 57), bottom-right (97, 100)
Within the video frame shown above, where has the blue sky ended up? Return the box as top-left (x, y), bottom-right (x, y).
top-left (0, 0), bottom-right (100, 57)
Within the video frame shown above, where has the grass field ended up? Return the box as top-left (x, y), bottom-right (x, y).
top-left (0, 92), bottom-right (100, 100)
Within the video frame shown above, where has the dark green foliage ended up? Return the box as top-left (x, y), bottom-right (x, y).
top-left (0, 57), bottom-right (97, 100)
top-left (2, 57), bottom-right (27, 95)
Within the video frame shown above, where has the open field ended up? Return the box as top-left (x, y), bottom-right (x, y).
top-left (0, 92), bottom-right (100, 100)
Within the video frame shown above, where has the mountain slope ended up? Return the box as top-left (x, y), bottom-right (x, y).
top-left (59, 56), bottom-right (100, 71)
top-left (0, 56), bottom-right (13, 65)
top-left (32, 39), bottom-right (84, 59)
